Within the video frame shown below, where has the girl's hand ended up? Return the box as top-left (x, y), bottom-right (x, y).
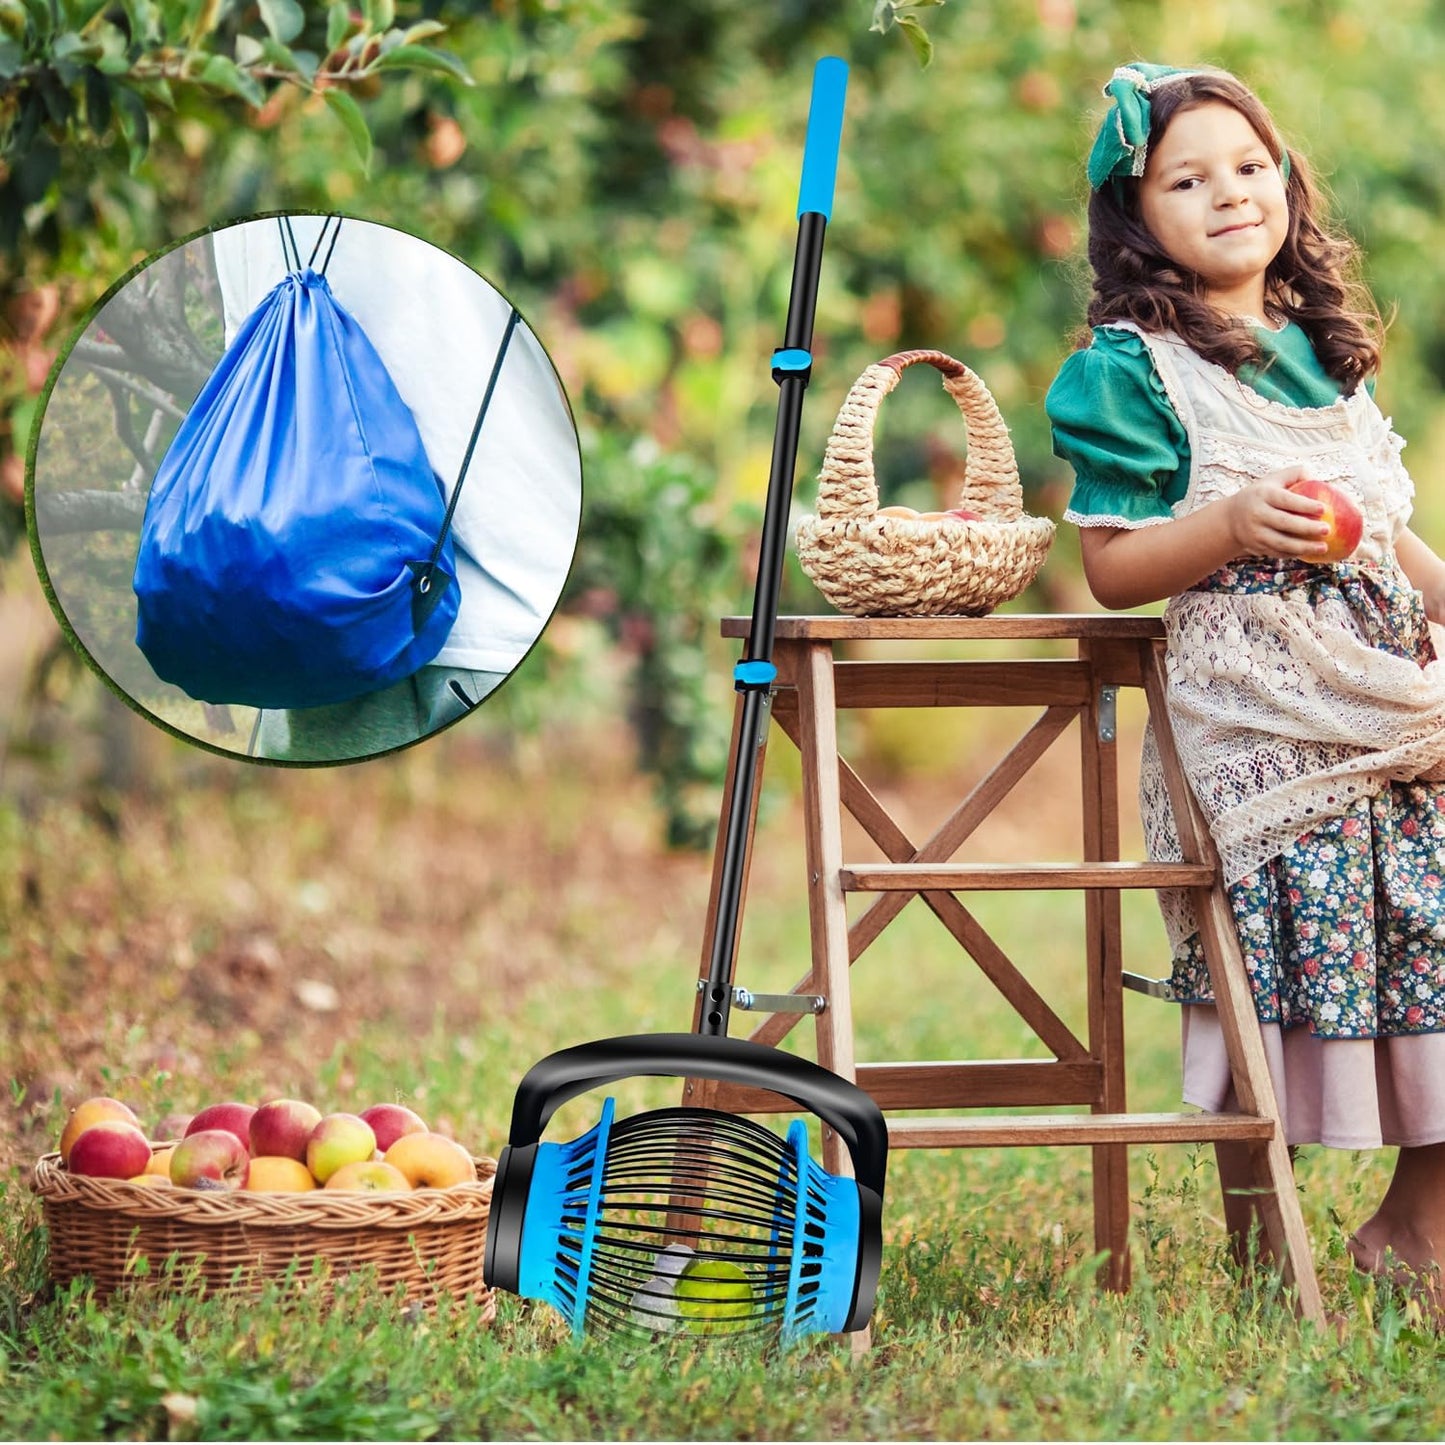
top-left (1394, 528), bottom-right (1445, 626)
top-left (1079, 465), bottom-right (1332, 610)
top-left (1220, 465), bottom-right (1331, 560)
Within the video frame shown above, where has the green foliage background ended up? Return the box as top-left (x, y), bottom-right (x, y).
top-left (8, 0), bottom-right (1445, 835)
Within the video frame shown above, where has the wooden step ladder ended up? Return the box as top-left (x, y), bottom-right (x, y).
top-left (684, 613), bottom-right (1323, 1324)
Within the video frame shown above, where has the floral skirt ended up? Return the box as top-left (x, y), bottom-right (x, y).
top-left (1167, 558), bottom-right (1445, 1145)
top-left (1172, 783), bottom-right (1445, 1148)
top-left (1170, 781), bottom-right (1445, 1037)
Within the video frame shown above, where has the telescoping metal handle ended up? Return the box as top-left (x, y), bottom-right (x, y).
top-left (707, 57), bottom-right (850, 1041)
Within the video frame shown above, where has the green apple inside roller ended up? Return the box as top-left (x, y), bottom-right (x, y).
top-left (674, 1258), bottom-right (756, 1336)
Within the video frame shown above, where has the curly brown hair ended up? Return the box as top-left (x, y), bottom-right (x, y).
top-left (1084, 70), bottom-right (1382, 392)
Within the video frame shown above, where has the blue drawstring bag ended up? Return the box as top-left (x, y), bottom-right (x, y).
top-left (133, 216), bottom-right (462, 710)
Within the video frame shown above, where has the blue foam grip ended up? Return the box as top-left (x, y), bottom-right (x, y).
top-left (797, 56), bottom-right (848, 220)
top-left (780, 1119), bottom-right (863, 1343)
top-left (516, 1097), bottom-right (616, 1338)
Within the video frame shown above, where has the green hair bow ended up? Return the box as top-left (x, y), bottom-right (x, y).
top-left (1086, 62), bottom-right (1290, 192)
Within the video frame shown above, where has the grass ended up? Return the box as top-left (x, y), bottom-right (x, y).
top-left (4, 677), bottom-right (1445, 1440)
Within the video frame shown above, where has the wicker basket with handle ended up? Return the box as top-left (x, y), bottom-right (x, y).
top-left (32, 1148), bottom-right (497, 1312)
top-left (794, 349), bottom-right (1055, 616)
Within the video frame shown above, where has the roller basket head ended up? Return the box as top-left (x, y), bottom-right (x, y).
top-left (482, 1035), bottom-right (886, 1345)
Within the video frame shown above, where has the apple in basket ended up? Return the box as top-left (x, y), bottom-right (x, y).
top-left (383, 1132), bottom-right (477, 1189)
top-left (946, 508), bottom-right (984, 522)
top-left (325, 1160), bottom-right (412, 1192)
top-left (1284, 477), bottom-right (1363, 562)
top-left (67, 1120), bottom-right (153, 1180)
top-left (151, 1112), bottom-right (193, 1143)
top-left (244, 1157), bottom-right (318, 1192)
top-left (170, 1128), bottom-right (250, 1191)
top-left (306, 1113), bottom-right (377, 1184)
top-left (874, 505), bottom-right (919, 519)
top-left (358, 1103), bottom-right (428, 1154)
top-left (250, 1098), bottom-right (323, 1163)
top-left (58, 1097), bottom-right (139, 1165)
top-left (185, 1101), bottom-right (257, 1151)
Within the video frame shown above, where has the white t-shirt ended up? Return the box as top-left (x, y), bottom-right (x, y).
top-left (210, 215), bottom-right (581, 675)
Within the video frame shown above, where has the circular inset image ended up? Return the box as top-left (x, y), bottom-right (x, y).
top-left (29, 213), bottom-right (581, 764)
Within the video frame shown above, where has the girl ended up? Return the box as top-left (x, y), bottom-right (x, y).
top-left (1047, 62), bottom-right (1445, 1303)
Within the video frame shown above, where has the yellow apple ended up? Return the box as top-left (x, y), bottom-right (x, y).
top-left (325, 1160), bottom-right (411, 1192)
top-left (383, 1132), bottom-right (477, 1190)
top-left (144, 1146), bottom-right (175, 1177)
top-left (59, 1097), bottom-right (139, 1165)
top-left (244, 1156), bottom-right (318, 1192)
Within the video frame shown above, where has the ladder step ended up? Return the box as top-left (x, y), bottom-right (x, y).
top-left (840, 861), bottom-right (1217, 891)
top-left (888, 1111), bottom-right (1276, 1148)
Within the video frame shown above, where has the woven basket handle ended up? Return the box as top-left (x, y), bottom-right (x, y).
top-left (815, 348), bottom-right (1021, 521)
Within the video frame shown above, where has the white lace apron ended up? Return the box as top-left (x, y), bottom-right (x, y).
top-left (1115, 323), bottom-right (1445, 956)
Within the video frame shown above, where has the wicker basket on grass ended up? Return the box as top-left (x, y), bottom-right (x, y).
top-left (795, 349), bottom-right (1055, 616)
top-left (32, 1149), bottom-right (497, 1313)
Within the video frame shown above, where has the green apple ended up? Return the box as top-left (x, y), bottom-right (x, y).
top-left (674, 1258), bottom-right (756, 1336)
top-left (306, 1113), bottom-right (376, 1184)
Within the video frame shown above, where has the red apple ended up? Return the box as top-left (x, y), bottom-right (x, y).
top-left (1284, 477), bottom-right (1364, 563)
top-left (250, 1099), bottom-right (323, 1163)
top-left (306, 1114), bottom-right (376, 1184)
top-left (151, 1112), bottom-right (194, 1142)
top-left (170, 1129), bottom-right (250, 1191)
top-left (358, 1104), bottom-right (428, 1154)
top-left (59, 1097), bottom-right (139, 1165)
top-left (946, 508), bottom-right (984, 522)
top-left (185, 1102), bottom-right (257, 1151)
top-left (68, 1121), bottom-right (153, 1180)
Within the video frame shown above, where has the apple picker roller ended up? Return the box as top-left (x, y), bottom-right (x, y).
top-left (483, 58), bottom-right (888, 1346)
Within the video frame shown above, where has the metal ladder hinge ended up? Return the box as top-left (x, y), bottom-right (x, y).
top-left (1097, 685), bottom-right (1118, 743)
